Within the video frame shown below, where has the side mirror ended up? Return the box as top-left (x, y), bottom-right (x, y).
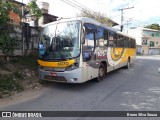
top-left (81, 26), bottom-right (85, 44)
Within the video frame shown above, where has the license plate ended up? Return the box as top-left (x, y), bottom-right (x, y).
top-left (50, 72), bottom-right (57, 77)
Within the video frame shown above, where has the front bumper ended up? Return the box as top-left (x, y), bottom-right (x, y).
top-left (38, 68), bottom-right (83, 83)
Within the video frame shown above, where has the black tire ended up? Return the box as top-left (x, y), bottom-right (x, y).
top-left (96, 63), bottom-right (106, 82)
top-left (125, 59), bottom-right (130, 69)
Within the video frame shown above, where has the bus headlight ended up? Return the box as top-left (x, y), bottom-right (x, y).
top-left (65, 60), bottom-right (79, 71)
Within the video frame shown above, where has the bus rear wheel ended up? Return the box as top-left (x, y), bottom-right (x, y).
top-left (96, 63), bottom-right (106, 82)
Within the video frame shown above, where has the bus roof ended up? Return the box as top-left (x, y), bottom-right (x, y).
top-left (42, 17), bottom-right (101, 26)
top-left (42, 17), bottom-right (135, 40)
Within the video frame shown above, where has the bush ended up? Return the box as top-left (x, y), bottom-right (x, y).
top-left (0, 75), bottom-right (24, 98)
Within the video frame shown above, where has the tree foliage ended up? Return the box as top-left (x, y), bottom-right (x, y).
top-left (145, 23), bottom-right (160, 31)
top-left (0, 0), bottom-right (20, 55)
top-left (27, 0), bottom-right (42, 19)
top-left (77, 10), bottom-right (112, 26)
top-left (0, 0), bottom-right (42, 55)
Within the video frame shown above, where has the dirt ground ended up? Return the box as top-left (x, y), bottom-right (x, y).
top-left (0, 85), bottom-right (45, 108)
top-left (0, 56), bottom-right (43, 98)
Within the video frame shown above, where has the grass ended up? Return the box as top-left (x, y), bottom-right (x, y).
top-left (0, 56), bottom-right (39, 98)
top-left (0, 75), bottom-right (24, 98)
top-left (13, 71), bottom-right (23, 79)
top-left (12, 56), bottom-right (38, 70)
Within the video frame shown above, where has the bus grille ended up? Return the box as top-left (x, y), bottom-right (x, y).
top-left (44, 75), bottom-right (67, 82)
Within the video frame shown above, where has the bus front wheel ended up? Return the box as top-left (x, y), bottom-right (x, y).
top-left (96, 63), bottom-right (106, 82)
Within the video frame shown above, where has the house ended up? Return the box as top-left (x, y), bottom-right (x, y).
top-left (25, 1), bottom-right (58, 26)
top-left (8, 0), bottom-right (25, 25)
top-left (6, 0), bottom-right (58, 56)
top-left (128, 27), bottom-right (160, 55)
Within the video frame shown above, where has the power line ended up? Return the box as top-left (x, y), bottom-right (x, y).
top-left (60, 0), bottom-right (108, 18)
top-left (61, 0), bottom-right (92, 14)
top-left (123, 16), bottom-right (150, 25)
top-left (71, 0), bottom-right (93, 12)
top-left (60, 0), bottom-right (83, 11)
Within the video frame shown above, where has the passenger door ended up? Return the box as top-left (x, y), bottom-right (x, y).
top-left (82, 23), bottom-right (96, 81)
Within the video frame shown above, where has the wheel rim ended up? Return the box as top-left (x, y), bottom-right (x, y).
top-left (99, 68), bottom-right (104, 77)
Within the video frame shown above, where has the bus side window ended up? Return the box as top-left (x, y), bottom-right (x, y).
top-left (131, 39), bottom-right (136, 48)
top-left (124, 37), bottom-right (128, 48)
top-left (83, 23), bottom-right (96, 51)
top-left (128, 39), bottom-right (132, 48)
top-left (134, 39), bottom-right (136, 48)
top-left (104, 29), bottom-right (108, 46)
top-left (109, 31), bottom-right (117, 47)
top-left (83, 23), bottom-right (96, 61)
top-left (117, 35), bottom-right (124, 47)
top-left (97, 27), bottom-right (104, 47)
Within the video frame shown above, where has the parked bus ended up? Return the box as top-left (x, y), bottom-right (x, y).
top-left (37, 17), bottom-right (136, 83)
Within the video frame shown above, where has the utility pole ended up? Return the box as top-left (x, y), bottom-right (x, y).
top-left (123, 21), bottom-right (132, 34)
top-left (119, 6), bottom-right (134, 32)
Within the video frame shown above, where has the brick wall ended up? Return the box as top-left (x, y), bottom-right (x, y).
top-left (9, 11), bottom-right (21, 24)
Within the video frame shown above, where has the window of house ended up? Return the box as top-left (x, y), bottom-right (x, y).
top-left (150, 41), bottom-right (155, 47)
top-left (150, 32), bottom-right (156, 37)
top-left (143, 30), bottom-right (149, 36)
top-left (142, 39), bottom-right (147, 45)
top-left (156, 32), bottom-right (160, 37)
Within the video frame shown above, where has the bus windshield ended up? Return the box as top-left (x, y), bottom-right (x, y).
top-left (42, 21), bottom-right (81, 60)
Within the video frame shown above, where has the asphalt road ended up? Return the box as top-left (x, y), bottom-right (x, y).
top-left (0, 56), bottom-right (160, 120)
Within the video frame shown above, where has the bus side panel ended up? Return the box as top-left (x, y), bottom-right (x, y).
top-left (82, 62), bottom-right (88, 82)
top-left (106, 47), bottom-right (136, 71)
top-left (107, 47), bottom-right (125, 71)
top-left (120, 48), bottom-right (136, 65)
top-left (82, 62), bottom-right (99, 82)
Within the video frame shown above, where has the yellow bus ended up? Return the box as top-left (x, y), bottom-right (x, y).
top-left (38, 17), bottom-right (136, 83)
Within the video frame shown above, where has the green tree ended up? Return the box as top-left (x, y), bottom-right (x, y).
top-left (77, 10), bottom-right (112, 26)
top-left (27, 0), bottom-right (42, 18)
top-left (145, 23), bottom-right (160, 30)
top-left (0, 0), bottom-right (20, 56)
top-left (26, 0), bottom-right (42, 26)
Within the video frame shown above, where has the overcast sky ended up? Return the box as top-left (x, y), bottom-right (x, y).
top-left (16, 0), bottom-right (160, 31)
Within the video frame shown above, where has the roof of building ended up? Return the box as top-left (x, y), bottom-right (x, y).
top-left (107, 19), bottom-right (119, 26)
top-left (141, 27), bottom-right (160, 32)
top-left (42, 13), bottom-right (58, 18)
top-left (130, 27), bottom-right (160, 32)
